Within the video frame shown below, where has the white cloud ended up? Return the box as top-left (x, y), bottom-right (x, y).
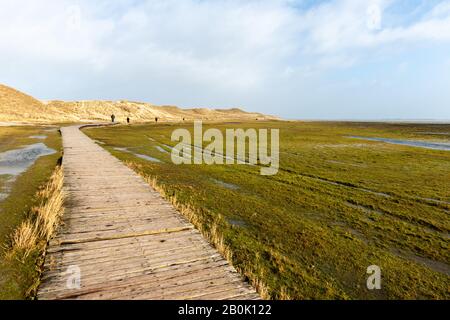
top-left (366, 4), bottom-right (383, 31)
top-left (428, 1), bottom-right (450, 18)
top-left (0, 0), bottom-right (449, 118)
top-left (1, 1), bottom-right (450, 80)
top-left (0, 0), bottom-right (301, 91)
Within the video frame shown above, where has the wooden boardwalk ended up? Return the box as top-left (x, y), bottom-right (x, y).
top-left (37, 125), bottom-right (259, 300)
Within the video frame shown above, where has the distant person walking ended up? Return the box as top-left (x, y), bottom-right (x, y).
top-left (155, 117), bottom-right (159, 123)
top-left (127, 117), bottom-right (130, 124)
top-left (111, 114), bottom-right (116, 123)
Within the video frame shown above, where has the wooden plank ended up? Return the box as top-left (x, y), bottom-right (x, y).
top-left (39, 259), bottom-right (234, 299)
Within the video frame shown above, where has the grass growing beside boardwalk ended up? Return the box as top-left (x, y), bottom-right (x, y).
top-left (84, 121), bottom-right (450, 299)
top-left (1, 166), bottom-right (64, 299)
top-left (0, 126), bottom-right (62, 299)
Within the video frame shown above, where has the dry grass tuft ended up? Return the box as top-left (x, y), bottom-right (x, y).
top-left (6, 166), bottom-right (64, 262)
top-left (34, 170), bottom-right (65, 241)
top-left (8, 220), bottom-right (39, 260)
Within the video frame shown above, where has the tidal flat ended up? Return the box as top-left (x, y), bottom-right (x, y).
top-left (84, 121), bottom-right (450, 299)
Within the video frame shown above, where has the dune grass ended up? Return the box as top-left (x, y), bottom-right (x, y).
top-left (0, 126), bottom-right (62, 299)
top-left (84, 121), bottom-right (449, 299)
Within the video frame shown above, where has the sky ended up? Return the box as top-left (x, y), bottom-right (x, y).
top-left (1, 0), bottom-right (450, 120)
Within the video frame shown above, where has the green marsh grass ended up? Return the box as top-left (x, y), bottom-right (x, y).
top-left (84, 121), bottom-right (450, 299)
top-left (0, 126), bottom-right (62, 299)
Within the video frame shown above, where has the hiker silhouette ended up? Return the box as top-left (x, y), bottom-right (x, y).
top-left (111, 114), bottom-right (116, 123)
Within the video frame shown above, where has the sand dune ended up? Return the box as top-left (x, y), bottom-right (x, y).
top-left (0, 84), bottom-right (278, 123)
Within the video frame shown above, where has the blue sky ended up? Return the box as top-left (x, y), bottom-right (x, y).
top-left (1, 0), bottom-right (449, 120)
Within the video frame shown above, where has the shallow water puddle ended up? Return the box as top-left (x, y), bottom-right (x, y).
top-left (0, 143), bottom-right (56, 202)
top-left (211, 178), bottom-right (240, 190)
top-left (391, 248), bottom-right (450, 276)
top-left (114, 147), bottom-right (162, 163)
top-left (134, 153), bottom-right (162, 162)
top-left (347, 136), bottom-right (450, 151)
top-left (345, 202), bottom-right (384, 216)
top-left (308, 175), bottom-right (391, 198)
top-left (0, 175), bottom-right (15, 202)
top-left (326, 160), bottom-right (366, 168)
top-left (415, 196), bottom-right (450, 206)
top-left (0, 143), bottom-right (56, 175)
top-left (155, 146), bottom-right (169, 154)
top-left (29, 135), bottom-right (47, 139)
top-left (227, 218), bottom-right (248, 227)
top-left (331, 221), bottom-right (369, 244)
top-left (161, 144), bottom-right (194, 160)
